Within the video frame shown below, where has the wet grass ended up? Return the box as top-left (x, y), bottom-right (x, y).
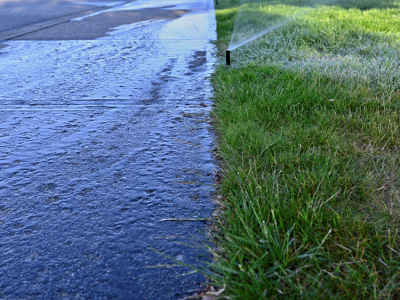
top-left (209, 0), bottom-right (400, 298)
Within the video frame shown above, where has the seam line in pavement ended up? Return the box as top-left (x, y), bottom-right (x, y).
top-left (0, 99), bottom-right (208, 101)
top-left (0, 6), bottom-right (111, 41)
top-left (5, 39), bottom-right (213, 42)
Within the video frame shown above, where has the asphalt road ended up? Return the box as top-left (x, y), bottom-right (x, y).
top-left (0, 0), bottom-right (217, 299)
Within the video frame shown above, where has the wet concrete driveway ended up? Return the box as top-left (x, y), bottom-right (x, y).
top-left (0, 0), bottom-right (216, 298)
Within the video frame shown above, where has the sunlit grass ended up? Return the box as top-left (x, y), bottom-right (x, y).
top-left (230, 3), bottom-right (400, 92)
top-left (209, 0), bottom-right (400, 298)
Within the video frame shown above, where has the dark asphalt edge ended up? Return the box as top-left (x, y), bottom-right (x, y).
top-left (0, 6), bottom-right (113, 41)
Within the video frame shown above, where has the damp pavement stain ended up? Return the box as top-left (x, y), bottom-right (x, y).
top-left (0, 0), bottom-right (217, 298)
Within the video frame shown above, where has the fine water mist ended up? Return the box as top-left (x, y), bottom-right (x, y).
top-left (229, 0), bottom-right (341, 51)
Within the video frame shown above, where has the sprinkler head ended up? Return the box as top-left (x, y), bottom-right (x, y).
top-left (226, 50), bottom-right (230, 66)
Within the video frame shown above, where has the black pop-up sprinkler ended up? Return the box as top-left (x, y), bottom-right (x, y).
top-left (226, 50), bottom-right (230, 66)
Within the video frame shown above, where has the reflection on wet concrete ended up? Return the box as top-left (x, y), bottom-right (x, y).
top-left (0, 0), bottom-right (216, 298)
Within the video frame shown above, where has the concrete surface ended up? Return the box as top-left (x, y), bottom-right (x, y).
top-left (0, 0), bottom-right (217, 298)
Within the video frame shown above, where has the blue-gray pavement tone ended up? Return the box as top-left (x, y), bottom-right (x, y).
top-left (0, 0), bottom-right (217, 298)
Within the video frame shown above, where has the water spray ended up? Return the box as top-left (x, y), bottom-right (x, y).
top-left (226, 0), bottom-right (314, 66)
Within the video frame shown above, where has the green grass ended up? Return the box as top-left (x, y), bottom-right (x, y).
top-left (209, 0), bottom-right (400, 298)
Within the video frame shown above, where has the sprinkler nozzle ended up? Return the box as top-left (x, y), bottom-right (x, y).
top-left (226, 50), bottom-right (230, 66)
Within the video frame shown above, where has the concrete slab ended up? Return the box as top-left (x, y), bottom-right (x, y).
top-left (0, 0), bottom-right (217, 298)
top-left (14, 8), bottom-right (188, 40)
top-left (0, 0), bottom-right (117, 32)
